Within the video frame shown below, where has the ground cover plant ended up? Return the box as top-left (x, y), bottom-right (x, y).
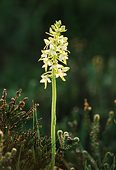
top-left (0, 89), bottom-right (115, 170)
top-left (0, 21), bottom-right (116, 170)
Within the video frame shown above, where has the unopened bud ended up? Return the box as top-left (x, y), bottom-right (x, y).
top-left (11, 148), bottom-right (17, 156)
top-left (57, 130), bottom-right (63, 137)
top-left (94, 114), bottom-right (100, 121)
top-left (73, 137), bottom-right (80, 143)
top-left (109, 111), bottom-right (114, 116)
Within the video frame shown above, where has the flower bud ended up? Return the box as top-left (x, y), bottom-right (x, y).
top-left (94, 114), bottom-right (100, 122)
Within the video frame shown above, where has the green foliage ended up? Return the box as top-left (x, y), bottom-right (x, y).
top-left (0, 90), bottom-right (115, 170)
top-left (57, 99), bottom-right (116, 170)
top-left (0, 89), bottom-right (31, 134)
top-left (0, 130), bottom-right (17, 170)
top-left (0, 89), bottom-right (51, 170)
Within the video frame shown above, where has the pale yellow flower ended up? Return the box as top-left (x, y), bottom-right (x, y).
top-left (39, 20), bottom-right (70, 89)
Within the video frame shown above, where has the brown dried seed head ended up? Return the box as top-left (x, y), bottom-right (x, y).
top-left (23, 97), bottom-right (28, 102)
top-left (84, 98), bottom-right (92, 111)
top-left (2, 89), bottom-right (7, 99)
top-left (16, 89), bottom-right (22, 97)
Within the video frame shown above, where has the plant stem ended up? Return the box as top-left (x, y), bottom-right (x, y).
top-left (51, 69), bottom-right (56, 169)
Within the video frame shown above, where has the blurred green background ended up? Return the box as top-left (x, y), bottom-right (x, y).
top-left (0, 0), bottom-right (116, 128)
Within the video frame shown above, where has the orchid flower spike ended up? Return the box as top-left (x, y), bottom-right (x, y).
top-left (39, 20), bottom-right (70, 89)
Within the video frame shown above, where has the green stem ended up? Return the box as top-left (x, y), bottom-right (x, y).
top-left (51, 69), bottom-right (56, 169)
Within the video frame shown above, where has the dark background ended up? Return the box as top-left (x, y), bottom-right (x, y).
top-left (0, 0), bottom-right (116, 131)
